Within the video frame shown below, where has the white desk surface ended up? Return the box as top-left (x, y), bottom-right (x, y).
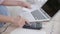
top-left (10, 28), bottom-right (46, 34)
top-left (2, 24), bottom-right (46, 34)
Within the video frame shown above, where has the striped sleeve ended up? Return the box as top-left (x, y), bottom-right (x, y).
top-left (0, 0), bottom-right (4, 4)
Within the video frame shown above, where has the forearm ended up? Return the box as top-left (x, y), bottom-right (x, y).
top-left (0, 15), bottom-right (14, 23)
top-left (1, 0), bottom-right (22, 6)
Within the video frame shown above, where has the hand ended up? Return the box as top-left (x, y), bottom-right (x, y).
top-left (12, 16), bottom-right (28, 27)
top-left (18, 1), bottom-right (31, 9)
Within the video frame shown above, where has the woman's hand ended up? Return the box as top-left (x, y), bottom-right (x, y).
top-left (2, 0), bottom-right (31, 8)
top-left (18, 1), bottom-right (31, 9)
top-left (12, 16), bottom-right (28, 28)
top-left (0, 15), bottom-right (28, 28)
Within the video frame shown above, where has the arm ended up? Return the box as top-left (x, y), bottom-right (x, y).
top-left (1, 0), bottom-right (31, 8)
top-left (1, 0), bottom-right (21, 6)
top-left (0, 15), bottom-right (14, 23)
top-left (0, 15), bottom-right (27, 27)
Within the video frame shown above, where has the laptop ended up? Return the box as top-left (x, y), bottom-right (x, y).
top-left (19, 0), bottom-right (60, 30)
top-left (20, 5), bottom-right (50, 22)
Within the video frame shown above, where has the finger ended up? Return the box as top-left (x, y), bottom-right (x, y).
top-left (25, 3), bottom-right (31, 9)
top-left (22, 2), bottom-right (31, 9)
top-left (24, 19), bottom-right (32, 26)
top-left (19, 18), bottom-right (25, 27)
top-left (19, 21), bottom-right (25, 28)
top-left (22, 17), bottom-right (29, 24)
top-left (22, 17), bottom-right (31, 25)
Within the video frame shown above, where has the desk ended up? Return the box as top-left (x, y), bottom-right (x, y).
top-left (2, 10), bottom-right (60, 34)
top-left (2, 24), bottom-right (46, 34)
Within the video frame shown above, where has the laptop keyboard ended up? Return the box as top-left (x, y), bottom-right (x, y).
top-left (31, 10), bottom-right (46, 20)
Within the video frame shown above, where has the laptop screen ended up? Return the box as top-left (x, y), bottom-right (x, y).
top-left (42, 0), bottom-right (60, 17)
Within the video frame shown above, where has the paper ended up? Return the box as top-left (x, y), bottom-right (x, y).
top-left (10, 28), bottom-right (46, 34)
